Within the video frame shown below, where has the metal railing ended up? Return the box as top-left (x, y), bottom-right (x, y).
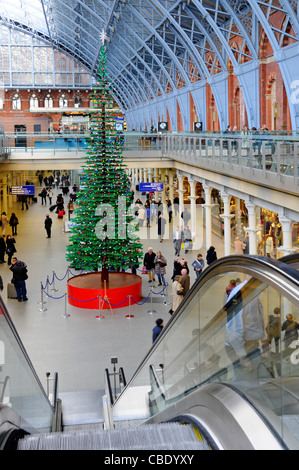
top-left (163, 132), bottom-right (299, 193)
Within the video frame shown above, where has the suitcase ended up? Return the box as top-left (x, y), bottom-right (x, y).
top-left (7, 283), bottom-right (17, 299)
top-left (32, 196), bottom-right (37, 203)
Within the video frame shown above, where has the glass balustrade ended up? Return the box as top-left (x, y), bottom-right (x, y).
top-left (0, 297), bottom-right (54, 433)
top-left (111, 257), bottom-right (299, 449)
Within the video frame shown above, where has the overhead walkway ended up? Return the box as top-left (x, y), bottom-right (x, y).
top-left (1, 255), bottom-right (299, 450)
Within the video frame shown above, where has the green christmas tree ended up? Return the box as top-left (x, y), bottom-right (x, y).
top-left (66, 43), bottom-right (143, 282)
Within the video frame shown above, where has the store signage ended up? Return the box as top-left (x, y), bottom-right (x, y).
top-left (9, 185), bottom-right (35, 195)
top-left (139, 182), bottom-right (164, 192)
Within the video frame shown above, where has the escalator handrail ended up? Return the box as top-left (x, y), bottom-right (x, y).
top-left (104, 368), bottom-right (115, 406)
top-left (0, 376), bottom-right (10, 404)
top-left (149, 364), bottom-right (166, 400)
top-left (111, 255), bottom-right (299, 409)
top-left (119, 367), bottom-right (127, 387)
top-left (280, 253), bottom-right (299, 266)
top-left (221, 382), bottom-right (289, 450)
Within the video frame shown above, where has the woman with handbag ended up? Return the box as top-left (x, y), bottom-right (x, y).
top-left (154, 251), bottom-right (167, 286)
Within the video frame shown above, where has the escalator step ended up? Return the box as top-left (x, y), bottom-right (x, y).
top-left (17, 422), bottom-right (210, 450)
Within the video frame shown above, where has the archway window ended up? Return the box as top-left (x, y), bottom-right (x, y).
top-left (12, 93), bottom-right (21, 110)
top-left (44, 94), bottom-right (53, 108)
top-left (59, 94), bottom-right (68, 108)
top-left (74, 94), bottom-right (82, 108)
top-left (30, 94), bottom-right (39, 108)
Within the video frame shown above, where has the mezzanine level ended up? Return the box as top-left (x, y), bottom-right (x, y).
top-left (0, 131), bottom-right (298, 197)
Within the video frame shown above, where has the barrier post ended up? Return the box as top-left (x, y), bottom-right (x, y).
top-left (61, 293), bottom-right (70, 318)
top-left (125, 294), bottom-right (134, 319)
top-left (46, 276), bottom-right (50, 296)
top-left (147, 286), bottom-right (156, 315)
top-left (38, 282), bottom-right (47, 312)
top-left (51, 271), bottom-right (58, 292)
top-left (96, 295), bottom-right (105, 319)
top-left (162, 282), bottom-right (170, 305)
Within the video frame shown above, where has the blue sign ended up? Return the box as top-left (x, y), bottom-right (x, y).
top-left (139, 182), bottom-right (164, 192)
top-left (9, 185), bottom-right (35, 195)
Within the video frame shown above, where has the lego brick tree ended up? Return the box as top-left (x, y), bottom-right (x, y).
top-left (66, 40), bottom-right (143, 283)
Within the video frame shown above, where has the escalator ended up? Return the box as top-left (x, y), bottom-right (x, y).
top-left (1, 255), bottom-right (299, 449)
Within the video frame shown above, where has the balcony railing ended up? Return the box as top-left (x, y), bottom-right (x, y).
top-left (163, 132), bottom-right (299, 194)
top-left (2, 130), bottom-right (299, 194)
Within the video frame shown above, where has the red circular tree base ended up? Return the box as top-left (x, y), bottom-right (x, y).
top-left (67, 272), bottom-right (142, 310)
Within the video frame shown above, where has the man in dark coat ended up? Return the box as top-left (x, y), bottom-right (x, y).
top-left (0, 235), bottom-right (6, 263)
top-left (9, 257), bottom-right (28, 302)
top-left (152, 318), bottom-right (164, 342)
top-left (143, 247), bottom-right (156, 283)
top-left (44, 214), bottom-right (53, 238)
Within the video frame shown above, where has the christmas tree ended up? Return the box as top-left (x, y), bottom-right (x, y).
top-left (66, 39), bottom-right (143, 282)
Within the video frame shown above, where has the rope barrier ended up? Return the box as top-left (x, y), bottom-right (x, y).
top-left (40, 265), bottom-right (172, 309)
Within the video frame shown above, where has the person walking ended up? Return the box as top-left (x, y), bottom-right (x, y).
top-left (9, 213), bottom-right (19, 236)
top-left (9, 257), bottom-right (28, 302)
top-left (44, 214), bottom-right (53, 238)
top-left (40, 188), bottom-right (47, 205)
top-left (21, 195), bottom-right (29, 210)
top-left (6, 235), bottom-right (16, 265)
top-left (0, 235), bottom-right (6, 263)
top-left (182, 225), bottom-right (192, 253)
top-left (143, 247), bottom-right (156, 283)
top-left (47, 188), bottom-right (53, 205)
top-left (154, 251), bottom-right (167, 286)
top-left (234, 236), bottom-right (246, 254)
top-left (173, 225), bottom-right (183, 256)
top-left (169, 275), bottom-right (184, 315)
top-left (192, 253), bottom-right (205, 278)
top-left (206, 246), bottom-right (217, 265)
top-left (180, 268), bottom-right (190, 297)
top-left (266, 307), bottom-right (281, 353)
top-left (152, 318), bottom-right (164, 342)
top-left (282, 314), bottom-right (299, 349)
top-left (157, 214), bottom-right (166, 242)
top-left (1, 212), bottom-right (8, 236)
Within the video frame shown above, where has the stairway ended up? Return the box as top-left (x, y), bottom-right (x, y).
top-left (17, 422), bottom-right (210, 450)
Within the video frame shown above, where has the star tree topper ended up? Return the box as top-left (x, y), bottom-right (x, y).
top-left (100, 29), bottom-right (107, 45)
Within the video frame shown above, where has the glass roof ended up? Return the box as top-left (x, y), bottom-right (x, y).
top-left (0, 0), bottom-right (298, 111)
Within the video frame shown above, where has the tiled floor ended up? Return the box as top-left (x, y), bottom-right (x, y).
top-left (1, 184), bottom-right (225, 397)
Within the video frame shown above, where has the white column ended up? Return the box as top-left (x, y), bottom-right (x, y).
top-left (202, 184), bottom-right (213, 250)
top-left (147, 168), bottom-right (152, 183)
top-left (168, 169), bottom-right (174, 202)
top-left (161, 168), bottom-right (166, 203)
top-left (153, 168), bottom-right (158, 182)
top-left (277, 213), bottom-right (294, 256)
top-left (177, 171), bottom-right (184, 225)
top-left (2, 180), bottom-right (7, 214)
top-left (220, 192), bottom-right (233, 256)
top-left (188, 176), bottom-right (197, 239)
top-left (143, 168), bottom-right (147, 183)
top-left (243, 202), bottom-right (257, 255)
